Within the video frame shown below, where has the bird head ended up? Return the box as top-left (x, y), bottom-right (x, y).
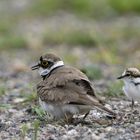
top-left (31, 53), bottom-right (64, 76)
top-left (117, 67), bottom-right (140, 82)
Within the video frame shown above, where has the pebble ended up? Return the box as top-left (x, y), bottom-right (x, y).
top-left (67, 129), bottom-right (78, 136)
top-left (13, 98), bottom-right (25, 103)
top-left (135, 122), bottom-right (140, 127)
top-left (1, 51), bottom-right (140, 140)
top-left (105, 126), bottom-right (112, 132)
top-left (91, 133), bottom-right (100, 140)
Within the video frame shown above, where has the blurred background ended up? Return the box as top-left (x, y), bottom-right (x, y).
top-left (0, 1), bottom-right (140, 139)
top-left (0, 0), bottom-right (140, 98)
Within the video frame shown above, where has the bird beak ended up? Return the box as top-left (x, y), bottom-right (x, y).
top-left (117, 75), bottom-right (126, 79)
top-left (31, 63), bottom-right (40, 70)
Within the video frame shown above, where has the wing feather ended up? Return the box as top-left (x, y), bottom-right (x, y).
top-left (37, 66), bottom-right (115, 115)
top-left (37, 66), bottom-right (98, 105)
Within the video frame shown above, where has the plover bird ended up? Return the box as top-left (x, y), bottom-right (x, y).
top-left (118, 67), bottom-right (140, 108)
top-left (31, 53), bottom-right (115, 122)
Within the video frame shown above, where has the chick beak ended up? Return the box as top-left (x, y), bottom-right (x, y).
top-left (31, 63), bottom-right (40, 70)
top-left (117, 75), bottom-right (126, 79)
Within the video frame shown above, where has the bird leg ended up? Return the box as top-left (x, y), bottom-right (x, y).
top-left (82, 112), bottom-right (90, 120)
top-left (71, 112), bottom-right (91, 125)
top-left (129, 99), bottom-right (135, 123)
top-left (131, 99), bottom-right (134, 110)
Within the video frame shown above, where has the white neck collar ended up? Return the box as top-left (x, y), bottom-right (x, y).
top-left (39, 61), bottom-right (64, 76)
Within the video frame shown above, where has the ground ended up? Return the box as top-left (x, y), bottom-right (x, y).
top-left (0, 0), bottom-right (140, 139)
top-left (0, 46), bottom-right (140, 140)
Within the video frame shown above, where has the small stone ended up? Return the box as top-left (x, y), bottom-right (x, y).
top-left (91, 133), bottom-right (100, 140)
top-left (62, 135), bottom-right (71, 140)
top-left (0, 122), bottom-right (6, 131)
top-left (135, 122), bottom-right (140, 127)
top-left (5, 121), bottom-right (12, 126)
top-left (13, 98), bottom-right (25, 103)
top-left (105, 126), bottom-right (113, 132)
top-left (118, 128), bottom-right (125, 133)
top-left (67, 129), bottom-right (78, 136)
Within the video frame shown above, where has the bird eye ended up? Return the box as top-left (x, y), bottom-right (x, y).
top-left (126, 73), bottom-right (130, 77)
top-left (42, 61), bottom-right (48, 66)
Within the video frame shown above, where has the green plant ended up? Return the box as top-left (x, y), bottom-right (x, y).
top-left (21, 123), bottom-right (29, 140)
top-left (0, 36), bottom-right (27, 49)
top-left (23, 92), bottom-right (37, 103)
top-left (81, 65), bottom-right (102, 80)
top-left (0, 86), bottom-right (6, 96)
top-left (106, 81), bottom-right (124, 97)
top-left (0, 22), bottom-right (11, 35)
top-left (109, 0), bottom-right (140, 14)
top-left (90, 46), bottom-right (120, 64)
top-left (27, 0), bottom-right (61, 16)
top-left (43, 30), bottom-right (96, 46)
top-left (32, 119), bottom-right (40, 140)
top-left (0, 104), bottom-right (12, 109)
top-left (32, 106), bottom-right (46, 119)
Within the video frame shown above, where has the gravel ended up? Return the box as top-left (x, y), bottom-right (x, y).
top-left (1, 74), bottom-right (140, 140)
top-left (0, 49), bottom-right (140, 140)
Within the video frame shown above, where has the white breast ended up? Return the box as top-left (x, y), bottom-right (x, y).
top-left (39, 98), bottom-right (80, 119)
top-left (123, 80), bottom-right (140, 102)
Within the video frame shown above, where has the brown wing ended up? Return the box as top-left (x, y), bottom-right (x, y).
top-left (37, 66), bottom-right (115, 115)
top-left (37, 66), bottom-right (97, 103)
top-left (37, 80), bottom-right (100, 105)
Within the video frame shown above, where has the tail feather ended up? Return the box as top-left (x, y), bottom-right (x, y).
top-left (78, 94), bottom-right (116, 117)
top-left (95, 104), bottom-right (116, 116)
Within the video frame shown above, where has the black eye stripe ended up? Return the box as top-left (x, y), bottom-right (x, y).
top-left (46, 61), bottom-right (54, 68)
top-left (40, 56), bottom-right (43, 61)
